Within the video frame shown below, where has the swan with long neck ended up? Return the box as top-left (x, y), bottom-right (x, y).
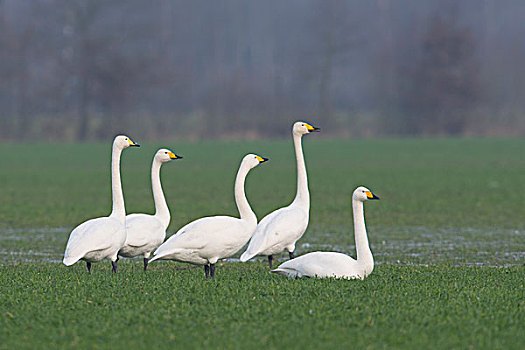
top-left (149, 154), bottom-right (268, 278)
top-left (63, 135), bottom-right (140, 273)
top-left (119, 148), bottom-right (182, 271)
top-left (240, 121), bottom-right (319, 267)
top-left (271, 186), bottom-right (379, 280)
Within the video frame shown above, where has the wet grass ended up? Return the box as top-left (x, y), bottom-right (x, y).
top-left (0, 138), bottom-right (524, 349)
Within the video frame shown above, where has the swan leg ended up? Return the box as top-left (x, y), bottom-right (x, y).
top-left (289, 251), bottom-right (295, 259)
top-left (268, 255), bottom-right (273, 269)
top-left (86, 262), bottom-right (91, 273)
top-left (143, 258), bottom-right (149, 271)
top-left (111, 261), bottom-right (118, 273)
top-left (204, 264), bottom-right (210, 278)
top-left (210, 263), bottom-right (216, 279)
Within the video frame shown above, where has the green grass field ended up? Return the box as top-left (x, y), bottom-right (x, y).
top-left (1, 138), bottom-right (524, 349)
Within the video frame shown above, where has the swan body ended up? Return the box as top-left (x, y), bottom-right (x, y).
top-left (149, 154), bottom-right (268, 278)
top-left (240, 121), bottom-right (319, 267)
top-left (152, 216), bottom-right (255, 266)
top-left (271, 186), bottom-right (379, 280)
top-left (119, 149), bottom-right (182, 270)
top-left (63, 135), bottom-right (140, 272)
top-left (63, 217), bottom-right (126, 265)
top-left (242, 206), bottom-right (307, 259)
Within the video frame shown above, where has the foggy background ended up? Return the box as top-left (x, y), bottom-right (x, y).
top-left (1, 0), bottom-right (524, 141)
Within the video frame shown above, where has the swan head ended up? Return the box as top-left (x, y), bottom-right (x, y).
top-left (114, 135), bottom-right (140, 149)
top-left (243, 153), bottom-right (269, 169)
top-left (293, 121), bottom-right (320, 136)
top-left (353, 186), bottom-right (380, 202)
top-left (155, 148), bottom-right (182, 163)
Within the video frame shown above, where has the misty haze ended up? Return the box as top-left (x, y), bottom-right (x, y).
top-left (1, 0), bottom-right (524, 141)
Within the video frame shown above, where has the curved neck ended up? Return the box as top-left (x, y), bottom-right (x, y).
top-left (352, 199), bottom-right (373, 270)
top-left (235, 162), bottom-right (256, 223)
top-left (109, 143), bottom-right (125, 223)
top-left (292, 132), bottom-right (309, 207)
top-left (152, 158), bottom-right (170, 228)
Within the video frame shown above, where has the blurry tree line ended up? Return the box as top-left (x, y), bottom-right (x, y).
top-left (0, 0), bottom-right (524, 141)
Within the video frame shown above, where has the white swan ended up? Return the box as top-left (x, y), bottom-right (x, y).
top-left (63, 135), bottom-right (140, 272)
top-left (240, 121), bottom-right (319, 268)
top-left (119, 148), bottom-right (182, 271)
top-left (271, 186), bottom-right (380, 280)
top-left (149, 154), bottom-right (268, 278)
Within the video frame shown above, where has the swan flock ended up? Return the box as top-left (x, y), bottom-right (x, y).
top-left (63, 122), bottom-right (380, 280)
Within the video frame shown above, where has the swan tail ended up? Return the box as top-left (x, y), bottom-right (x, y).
top-left (239, 251), bottom-right (255, 262)
top-left (148, 250), bottom-right (173, 263)
top-left (63, 255), bottom-right (80, 266)
top-left (147, 255), bottom-right (162, 264)
top-left (270, 267), bottom-right (300, 279)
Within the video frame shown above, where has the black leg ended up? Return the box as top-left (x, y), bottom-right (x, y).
top-left (86, 262), bottom-right (91, 273)
top-left (268, 255), bottom-right (273, 269)
top-left (204, 264), bottom-right (210, 278)
top-left (143, 257), bottom-right (149, 271)
top-left (116, 256), bottom-right (119, 262)
top-left (289, 251), bottom-right (295, 260)
top-left (210, 263), bottom-right (216, 279)
top-left (112, 260), bottom-right (118, 273)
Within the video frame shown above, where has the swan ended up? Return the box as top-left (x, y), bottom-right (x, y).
top-left (240, 121), bottom-right (319, 268)
top-left (271, 186), bottom-right (380, 280)
top-left (63, 135), bottom-right (140, 273)
top-left (149, 154), bottom-right (268, 278)
top-left (119, 148), bottom-right (182, 271)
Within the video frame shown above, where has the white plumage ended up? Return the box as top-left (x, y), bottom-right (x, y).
top-left (240, 121), bottom-right (319, 267)
top-left (271, 186), bottom-right (380, 280)
top-left (119, 149), bottom-right (182, 271)
top-left (63, 135), bottom-right (140, 272)
top-left (152, 216), bottom-right (254, 266)
top-left (149, 154), bottom-right (268, 278)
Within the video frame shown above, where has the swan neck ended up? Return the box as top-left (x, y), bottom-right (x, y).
top-left (235, 162), bottom-right (256, 223)
top-left (152, 158), bottom-right (170, 228)
top-left (110, 143), bottom-right (126, 223)
top-left (353, 199), bottom-right (373, 269)
top-left (292, 133), bottom-right (309, 207)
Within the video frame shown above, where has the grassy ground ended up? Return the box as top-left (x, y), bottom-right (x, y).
top-left (0, 138), bottom-right (524, 349)
top-left (1, 263), bottom-right (523, 350)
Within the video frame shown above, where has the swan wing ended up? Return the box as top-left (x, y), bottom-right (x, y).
top-left (124, 214), bottom-right (165, 248)
top-left (271, 252), bottom-right (358, 279)
top-left (241, 206), bottom-right (306, 261)
top-left (63, 217), bottom-right (123, 265)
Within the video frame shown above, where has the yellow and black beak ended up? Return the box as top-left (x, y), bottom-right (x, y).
top-left (255, 155), bottom-right (269, 163)
top-left (168, 152), bottom-right (182, 160)
top-left (365, 191), bottom-right (380, 200)
top-left (305, 123), bottom-right (320, 133)
top-left (128, 139), bottom-right (140, 147)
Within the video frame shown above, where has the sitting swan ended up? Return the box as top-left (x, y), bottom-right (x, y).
top-left (271, 186), bottom-right (380, 280)
top-left (149, 154), bottom-right (268, 278)
top-left (63, 135), bottom-right (140, 273)
top-left (240, 121), bottom-right (319, 268)
top-left (119, 148), bottom-right (182, 271)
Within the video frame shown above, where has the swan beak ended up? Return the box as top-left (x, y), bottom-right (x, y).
top-left (255, 156), bottom-right (269, 163)
top-left (168, 152), bottom-right (182, 160)
top-left (365, 191), bottom-right (380, 200)
top-left (128, 139), bottom-right (140, 147)
top-left (305, 123), bottom-right (320, 132)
